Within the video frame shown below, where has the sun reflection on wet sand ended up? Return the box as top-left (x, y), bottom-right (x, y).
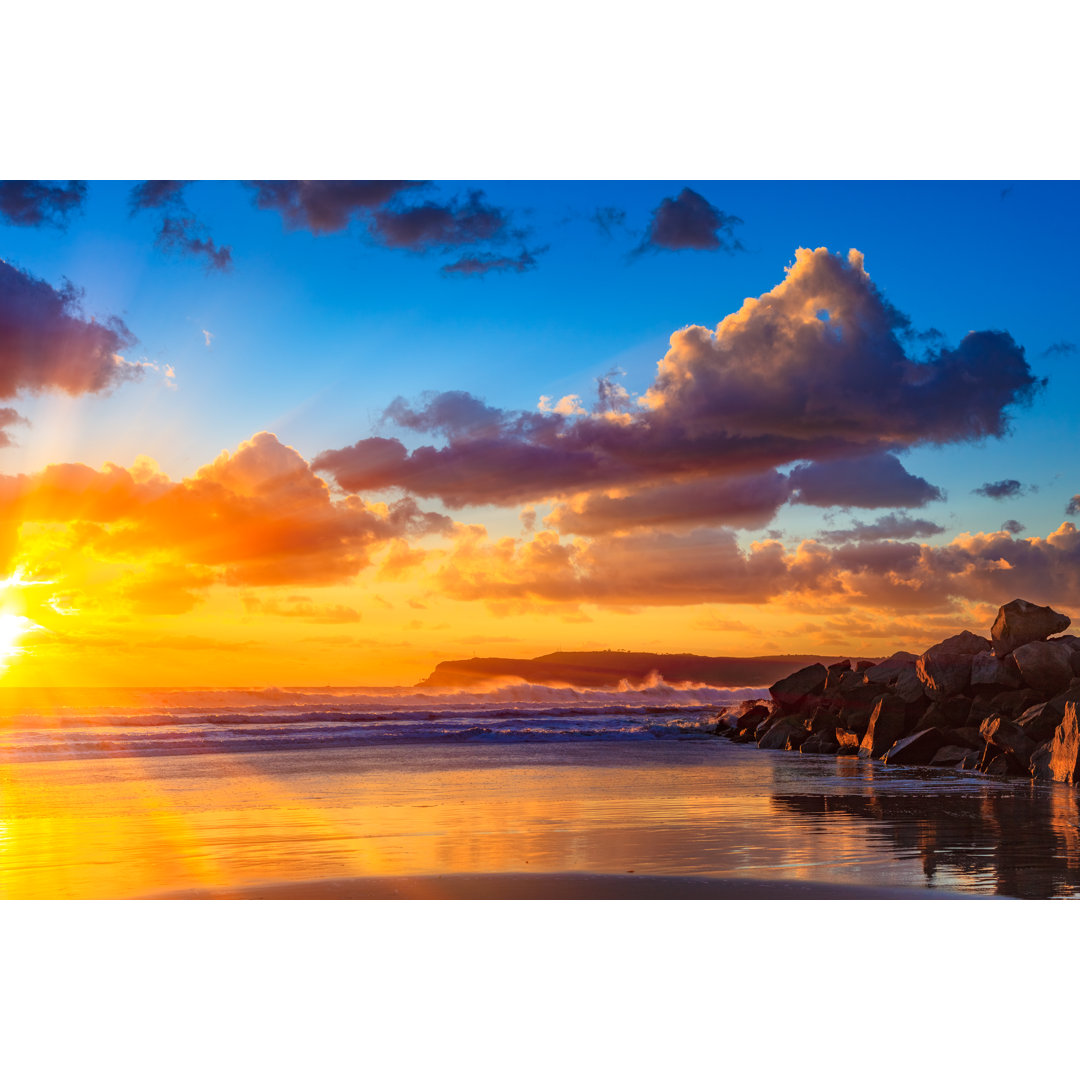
top-left (2, 741), bottom-right (1079, 899)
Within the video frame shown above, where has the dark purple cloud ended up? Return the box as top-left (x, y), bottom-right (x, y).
top-left (156, 216), bottom-right (232, 272)
top-left (590, 206), bottom-right (628, 238)
top-left (0, 181), bottom-right (86, 228)
top-left (372, 190), bottom-right (507, 252)
top-left (789, 453), bottom-right (945, 509)
top-left (1067, 495), bottom-right (1080, 517)
top-left (973, 478), bottom-right (1028, 499)
top-left (1042, 341), bottom-right (1077, 357)
top-left (442, 246), bottom-right (546, 276)
top-left (636, 187), bottom-right (743, 253)
top-left (247, 180), bottom-right (423, 233)
top-left (819, 513), bottom-right (946, 543)
top-left (315, 249), bottom-right (1040, 528)
top-left (1001, 519), bottom-right (1026, 534)
top-left (0, 407), bottom-right (28, 447)
top-left (0, 259), bottom-right (137, 399)
top-left (129, 181), bottom-right (189, 211)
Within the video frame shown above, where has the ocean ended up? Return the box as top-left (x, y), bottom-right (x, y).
top-left (2, 682), bottom-right (1078, 899)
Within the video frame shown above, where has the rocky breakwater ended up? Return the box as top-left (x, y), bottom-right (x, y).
top-left (716, 598), bottom-right (1080, 784)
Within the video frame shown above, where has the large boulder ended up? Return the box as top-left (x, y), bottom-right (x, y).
top-left (834, 728), bottom-right (861, 754)
top-left (916, 631), bottom-right (992, 700)
top-left (970, 651), bottom-right (1022, 692)
top-left (1016, 698), bottom-right (1069, 743)
top-left (883, 727), bottom-right (949, 765)
top-left (858, 694), bottom-right (907, 759)
top-left (864, 652), bottom-right (918, 687)
top-left (1013, 640), bottom-right (1074, 695)
top-left (980, 715), bottom-right (1037, 769)
top-left (991, 599), bottom-right (1071, 657)
top-left (801, 729), bottom-right (840, 755)
top-left (1047, 703), bottom-right (1080, 783)
top-left (914, 696), bottom-right (971, 731)
top-left (758, 719), bottom-right (810, 751)
top-left (769, 663), bottom-right (827, 711)
top-left (931, 744), bottom-right (979, 767)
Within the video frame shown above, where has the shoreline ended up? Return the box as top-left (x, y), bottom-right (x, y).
top-left (144, 872), bottom-right (978, 901)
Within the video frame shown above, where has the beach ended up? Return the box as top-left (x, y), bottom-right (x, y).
top-left (3, 722), bottom-right (1078, 899)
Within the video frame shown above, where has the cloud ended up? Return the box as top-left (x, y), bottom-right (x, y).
top-left (544, 471), bottom-right (791, 535)
top-left (1001, 519), bottom-right (1026, 534)
top-left (0, 181), bottom-right (86, 228)
top-left (130, 182), bottom-right (231, 273)
top-left (789, 453), bottom-right (945, 509)
top-left (442, 246), bottom-right (547, 276)
top-left (818, 512), bottom-right (946, 543)
top-left (371, 190), bottom-right (508, 252)
top-left (202, 329), bottom-right (213, 348)
top-left (636, 187), bottom-right (743, 254)
top-left (129, 181), bottom-right (189, 211)
top-left (430, 519), bottom-right (1080, 615)
top-left (0, 407), bottom-right (29, 448)
top-left (0, 259), bottom-right (138, 399)
top-left (0, 432), bottom-right (453, 610)
top-left (972, 478), bottom-right (1029, 499)
top-left (590, 206), bottom-right (628, 239)
top-left (315, 249), bottom-right (1040, 531)
top-left (156, 216), bottom-right (233, 272)
top-left (1042, 341), bottom-right (1077, 357)
top-left (1067, 495), bottom-right (1080, 516)
top-left (246, 180), bottom-right (423, 233)
top-left (241, 595), bottom-right (362, 623)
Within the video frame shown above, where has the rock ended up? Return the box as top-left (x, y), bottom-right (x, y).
top-left (948, 726), bottom-right (990, 751)
top-left (983, 754), bottom-right (1011, 777)
top-left (855, 660), bottom-right (876, 671)
top-left (807, 706), bottom-right (838, 733)
top-left (930, 744), bottom-right (977, 767)
top-left (988, 688), bottom-right (1044, 720)
top-left (801, 729), bottom-right (840, 754)
top-left (916, 631), bottom-right (992, 700)
top-left (893, 667), bottom-right (928, 704)
top-left (735, 703), bottom-right (770, 729)
top-left (914, 696), bottom-right (971, 732)
top-left (1029, 741), bottom-right (1054, 781)
top-left (1013, 640), bottom-right (1074, 695)
top-left (1047, 702), bottom-right (1080, 783)
top-left (758, 719), bottom-right (810, 750)
top-left (859, 694), bottom-right (907, 759)
top-left (883, 727), bottom-right (949, 765)
top-left (991, 599), bottom-right (1071, 657)
top-left (970, 651), bottom-right (1022, 691)
top-left (864, 651), bottom-right (918, 687)
top-left (966, 696), bottom-right (998, 729)
top-left (835, 728), bottom-right (861, 754)
top-left (769, 663), bottom-right (827, 711)
top-left (980, 716), bottom-right (1037, 769)
top-left (1016, 699), bottom-right (1068, 743)
top-left (955, 750), bottom-right (983, 770)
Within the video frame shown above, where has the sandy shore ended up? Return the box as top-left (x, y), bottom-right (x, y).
top-left (146, 872), bottom-right (981, 900)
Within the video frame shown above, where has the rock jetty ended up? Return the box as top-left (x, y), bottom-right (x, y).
top-left (716, 598), bottom-right (1080, 784)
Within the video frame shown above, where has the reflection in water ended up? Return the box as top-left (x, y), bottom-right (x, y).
top-left (1, 739), bottom-right (1078, 898)
top-left (771, 763), bottom-right (1080, 899)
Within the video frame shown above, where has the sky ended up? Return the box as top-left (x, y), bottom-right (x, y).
top-left (0, 178), bottom-right (1078, 686)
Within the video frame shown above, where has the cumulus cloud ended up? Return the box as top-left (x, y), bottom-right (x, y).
top-left (544, 471), bottom-right (791, 535)
top-left (789, 453), bottom-right (945, 509)
top-left (0, 181), bottom-right (86, 228)
top-left (636, 187), bottom-right (743, 254)
top-left (818, 512), bottom-right (946, 543)
top-left (442, 246), bottom-right (546, 276)
top-left (246, 180), bottom-right (423, 233)
top-left (429, 519), bottom-right (1080, 615)
top-left (0, 259), bottom-right (138, 399)
top-left (0, 432), bottom-right (453, 609)
top-left (972, 478), bottom-right (1029, 499)
top-left (315, 249), bottom-right (1040, 532)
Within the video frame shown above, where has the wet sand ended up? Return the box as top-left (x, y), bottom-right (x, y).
top-left (3, 739), bottom-right (1079, 899)
top-left (149, 872), bottom-right (972, 899)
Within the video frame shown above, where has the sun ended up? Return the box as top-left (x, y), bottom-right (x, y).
top-left (0, 613), bottom-right (39, 664)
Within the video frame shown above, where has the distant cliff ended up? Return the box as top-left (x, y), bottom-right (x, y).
top-left (417, 650), bottom-right (877, 690)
